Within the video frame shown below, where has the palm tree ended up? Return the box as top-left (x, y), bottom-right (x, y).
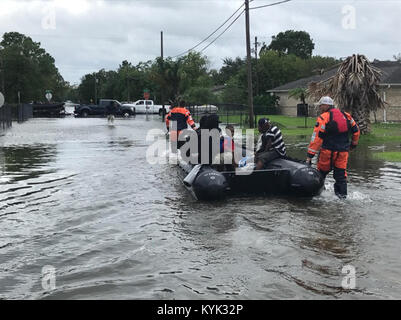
top-left (307, 54), bottom-right (386, 134)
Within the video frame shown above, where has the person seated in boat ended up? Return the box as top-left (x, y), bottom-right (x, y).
top-left (196, 114), bottom-right (222, 165)
top-left (197, 117), bottom-right (237, 169)
top-left (255, 118), bottom-right (287, 170)
top-left (222, 125), bottom-right (235, 153)
top-left (217, 124), bottom-right (237, 170)
top-left (165, 99), bottom-right (197, 152)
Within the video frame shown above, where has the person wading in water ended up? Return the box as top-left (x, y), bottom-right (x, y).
top-left (306, 96), bottom-right (360, 199)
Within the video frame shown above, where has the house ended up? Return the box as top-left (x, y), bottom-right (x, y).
top-left (267, 60), bottom-right (401, 122)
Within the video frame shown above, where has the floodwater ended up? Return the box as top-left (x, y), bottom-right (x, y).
top-left (0, 116), bottom-right (400, 300)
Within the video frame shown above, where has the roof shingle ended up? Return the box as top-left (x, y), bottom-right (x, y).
top-left (268, 60), bottom-right (401, 92)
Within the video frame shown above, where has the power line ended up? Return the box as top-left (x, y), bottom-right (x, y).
top-left (200, 9), bottom-right (245, 53)
top-left (250, 0), bottom-right (291, 10)
top-left (245, 0), bottom-right (254, 128)
top-left (172, 3), bottom-right (245, 58)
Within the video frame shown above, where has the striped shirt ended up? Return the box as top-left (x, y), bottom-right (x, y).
top-left (257, 126), bottom-right (286, 156)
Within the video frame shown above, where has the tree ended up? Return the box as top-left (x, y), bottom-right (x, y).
top-left (117, 60), bottom-right (151, 102)
top-left (78, 73), bottom-right (97, 103)
top-left (219, 51), bottom-right (313, 105)
top-left (305, 56), bottom-right (340, 75)
top-left (184, 86), bottom-right (215, 105)
top-left (216, 57), bottom-right (245, 85)
top-left (149, 57), bottom-right (180, 103)
top-left (0, 32), bottom-right (67, 103)
top-left (177, 51), bottom-right (210, 95)
top-left (221, 74), bottom-right (247, 104)
top-left (63, 84), bottom-right (79, 102)
top-left (307, 54), bottom-right (386, 134)
top-left (260, 30), bottom-right (315, 60)
top-left (394, 53), bottom-right (401, 62)
top-left (77, 60), bottom-right (154, 103)
top-left (148, 52), bottom-right (212, 104)
top-left (257, 50), bottom-right (308, 91)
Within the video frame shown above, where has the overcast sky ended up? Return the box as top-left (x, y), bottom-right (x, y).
top-left (1, 0), bottom-right (400, 85)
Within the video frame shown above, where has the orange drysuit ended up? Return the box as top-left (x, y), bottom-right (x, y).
top-left (307, 107), bottom-right (360, 198)
top-left (166, 107), bottom-right (196, 149)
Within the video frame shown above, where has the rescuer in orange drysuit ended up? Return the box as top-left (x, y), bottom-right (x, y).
top-left (306, 96), bottom-right (360, 199)
top-left (166, 99), bottom-right (196, 151)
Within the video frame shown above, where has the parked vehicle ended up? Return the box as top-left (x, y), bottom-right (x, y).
top-left (32, 102), bottom-right (65, 117)
top-left (190, 104), bottom-right (219, 113)
top-left (122, 100), bottom-right (169, 115)
top-left (75, 99), bottom-right (135, 117)
top-left (64, 100), bottom-right (79, 116)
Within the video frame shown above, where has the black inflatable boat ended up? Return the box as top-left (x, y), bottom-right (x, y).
top-left (177, 156), bottom-right (324, 201)
top-left (172, 113), bottom-right (324, 200)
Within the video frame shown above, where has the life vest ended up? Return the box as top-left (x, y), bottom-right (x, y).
top-left (220, 137), bottom-right (234, 153)
top-left (308, 109), bottom-right (360, 155)
top-left (168, 107), bottom-right (194, 131)
top-left (325, 108), bottom-right (351, 135)
top-left (166, 107), bottom-right (196, 142)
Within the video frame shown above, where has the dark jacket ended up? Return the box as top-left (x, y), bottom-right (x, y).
top-left (106, 103), bottom-right (118, 115)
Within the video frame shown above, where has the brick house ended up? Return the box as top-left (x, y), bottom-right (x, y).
top-left (267, 60), bottom-right (401, 122)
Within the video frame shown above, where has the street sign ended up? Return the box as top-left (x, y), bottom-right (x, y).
top-left (45, 92), bottom-right (52, 102)
top-left (0, 92), bottom-right (4, 107)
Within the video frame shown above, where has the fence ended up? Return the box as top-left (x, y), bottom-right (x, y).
top-left (187, 103), bottom-right (279, 128)
top-left (0, 104), bottom-right (33, 132)
top-left (12, 104), bottom-right (33, 122)
top-left (0, 104), bottom-right (12, 131)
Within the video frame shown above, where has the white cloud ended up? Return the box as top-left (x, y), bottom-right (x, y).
top-left (1, 0), bottom-right (400, 84)
top-left (0, 0), bottom-right (24, 17)
top-left (55, 0), bottom-right (90, 15)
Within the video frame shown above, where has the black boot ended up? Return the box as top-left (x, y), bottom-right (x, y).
top-left (333, 168), bottom-right (347, 199)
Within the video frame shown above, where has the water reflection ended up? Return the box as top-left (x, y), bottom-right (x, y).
top-left (107, 138), bottom-right (135, 149)
top-left (0, 144), bottom-right (57, 182)
top-left (1, 118), bottom-right (401, 299)
top-left (166, 175), bottom-right (238, 249)
top-left (285, 140), bottom-right (388, 184)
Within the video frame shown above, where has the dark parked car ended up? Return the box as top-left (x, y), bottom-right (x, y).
top-left (74, 99), bottom-right (136, 117)
top-left (32, 102), bottom-right (66, 117)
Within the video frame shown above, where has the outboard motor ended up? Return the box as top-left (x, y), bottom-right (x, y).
top-left (290, 167), bottom-right (324, 196)
top-left (192, 168), bottom-right (228, 200)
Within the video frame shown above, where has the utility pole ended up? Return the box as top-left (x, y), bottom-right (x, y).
top-left (94, 74), bottom-right (97, 104)
top-left (254, 36), bottom-right (260, 97)
top-left (161, 31), bottom-right (166, 120)
top-left (245, 0), bottom-right (254, 128)
top-left (127, 76), bottom-right (130, 101)
top-left (0, 50), bottom-right (5, 97)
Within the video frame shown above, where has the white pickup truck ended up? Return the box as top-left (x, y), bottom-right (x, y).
top-left (122, 100), bottom-right (169, 115)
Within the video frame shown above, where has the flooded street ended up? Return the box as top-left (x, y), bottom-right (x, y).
top-left (0, 117), bottom-right (401, 299)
